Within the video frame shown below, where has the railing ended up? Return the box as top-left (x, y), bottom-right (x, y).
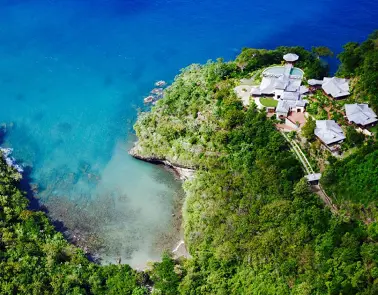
top-left (279, 130), bottom-right (338, 214)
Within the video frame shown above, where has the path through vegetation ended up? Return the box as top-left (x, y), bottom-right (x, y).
top-left (280, 130), bottom-right (339, 213)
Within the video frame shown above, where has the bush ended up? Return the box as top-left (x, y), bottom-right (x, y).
top-left (345, 126), bottom-right (365, 147)
top-left (301, 117), bottom-right (316, 141)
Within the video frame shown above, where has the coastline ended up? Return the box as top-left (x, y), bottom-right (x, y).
top-left (128, 143), bottom-right (195, 181)
top-left (128, 142), bottom-right (193, 262)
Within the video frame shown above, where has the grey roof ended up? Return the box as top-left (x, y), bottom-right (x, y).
top-left (276, 100), bottom-right (290, 114)
top-left (259, 76), bottom-right (277, 94)
top-left (286, 82), bottom-right (300, 92)
top-left (295, 100), bottom-right (307, 107)
top-left (305, 173), bottom-right (322, 182)
top-left (250, 87), bottom-right (262, 95)
top-left (276, 95), bottom-right (307, 112)
top-left (307, 79), bottom-right (324, 86)
top-left (282, 91), bottom-right (299, 101)
top-left (345, 103), bottom-right (378, 126)
top-left (283, 53), bottom-right (299, 62)
top-left (315, 120), bottom-right (345, 145)
top-left (299, 86), bottom-right (309, 94)
top-left (274, 79), bottom-right (288, 90)
top-left (257, 65), bottom-right (303, 95)
top-left (322, 77), bottom-right (350, 98)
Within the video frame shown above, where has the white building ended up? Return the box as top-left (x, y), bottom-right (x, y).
top-left (314, 120), bottom-right (345, 147)
top-left (308, 77), bottom-right (350, 99)
top-left (250, 54), bottom-right (309, 118)
top-left (345, 103), bottom-right (378, 127)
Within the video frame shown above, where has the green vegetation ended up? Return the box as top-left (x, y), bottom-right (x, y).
top-left (312, 46), bottom-right (334, 58)
top-left (337, 30), bottom-right (378, 110)
top-left (260, 97), bottom-right (278, 107)
top-left (305, 90), bottom-right (348, 123)
top-left (150, 253), bottom-right (181, 295)
top-left (2, 37), bottom-right (378, 294)
top-left (235, 46), bottom-right (328, 79)
top-left (321, 142), bottom-right (378, 206)
top-left (344, 126), bottom-right (365, 148)
top-left (301, 116), bottom-right (316, 141)
top-left (0, 153), bottom-right (149, 294)
top-left (134, 45), bottom-right (378, 294)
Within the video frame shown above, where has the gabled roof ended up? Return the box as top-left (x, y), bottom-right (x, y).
top-left (307, 79), bottom-right (324, 86)
top-left (299, 86), bottom-right (309, 94)
top-left (305, 173), bottom-right (322, 182)
top-left (276, 100), bottom-right (290, 114)
top-left (286, 82), bottom-right (300, 92)
top-left (259, 76), bottom-right (277, 94)
top-left (282, 91), bottom-right (299, 101)
top-left (274, 79), bottom-right (288, 90)
top-left (315, 120), bottom-right (345, 145)
top-left (322, 77), bottom-right (350, 98)
top-left (283, 53), bottom-right (299, 62)
top-left (250, 87), bottom-right (262, 95)
top-left (345, 103), bottom-right (378, 126)
top-left (295, 99), bottom-right (307, 107)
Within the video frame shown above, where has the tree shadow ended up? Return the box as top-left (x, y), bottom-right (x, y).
top-left (0, 126), bottom-right (5, 145)
top-left (18, 166), bottom-right (99, 262)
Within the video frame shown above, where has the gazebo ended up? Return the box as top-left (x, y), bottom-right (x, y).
top-left (283, 53), bottom-right (299, 63)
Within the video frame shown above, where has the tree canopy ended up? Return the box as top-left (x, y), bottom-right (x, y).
top-left (337, 30), bottom-right (378, 110)
top-left (133, 44), bottom-right (378, 294)
top-left (1, 38), bottom-right (378, 295)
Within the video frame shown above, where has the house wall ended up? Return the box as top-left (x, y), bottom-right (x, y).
top-left (294, 106), bottom-right (304, 113)
top-left (276, 112), bottom-right (287, 120)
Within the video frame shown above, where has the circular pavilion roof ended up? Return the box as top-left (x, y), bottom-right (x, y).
top-left (283, 53), bottom-right (299, 62)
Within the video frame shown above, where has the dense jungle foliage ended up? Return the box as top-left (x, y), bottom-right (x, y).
top-left (321, 142), bottom-right (378, 206)
top-left (320, 30), bottom-right (378, 207)
top-left (337, 30), bottom-right (378, 110)
top-left (2, 36), bottom-right (378, 294)
top-left (133, 44), bottom-right (378, 294)
top-left (133, 46), bottom-right (327, 168)
top-left (0, 157), bottom-right (149, 294)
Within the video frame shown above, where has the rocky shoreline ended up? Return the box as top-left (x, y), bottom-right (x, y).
top-left (128, 144), bottom-right (195, 181)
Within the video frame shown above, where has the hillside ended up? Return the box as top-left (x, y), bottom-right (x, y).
top-left (1, 39), bottom-right (378, 294)
top-left (131, 45), bottom-right (378, 294)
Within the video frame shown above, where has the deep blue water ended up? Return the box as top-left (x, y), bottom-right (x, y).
top-left (1, 0), bottom-right (377, 266)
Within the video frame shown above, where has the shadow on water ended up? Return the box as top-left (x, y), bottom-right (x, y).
top-left (18, 167), bottom-right (70, 245)
top-left (0, 126), bottom-right (5, 145)
top-left (19, 166), bottom-right (45, 211)
top-left (18, 165), bottom-right (102, 262)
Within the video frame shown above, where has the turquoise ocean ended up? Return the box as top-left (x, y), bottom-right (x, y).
top-left (1, 0), bottom-right (377, 267)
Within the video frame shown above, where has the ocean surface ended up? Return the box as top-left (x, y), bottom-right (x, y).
top-left (1, 0), bottom-right (377, 267)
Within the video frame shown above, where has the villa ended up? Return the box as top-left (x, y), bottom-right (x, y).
top-left (345, 103), bottom-right (378, 128)
top-left (308, 77), bottom-right (350, 99)
top-left (314, 120), bottom-right (345, 151)
top-left (250, 53), bottom-right (309, 118)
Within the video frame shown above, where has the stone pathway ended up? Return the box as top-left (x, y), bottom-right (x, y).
top-left (234, 85), bottom-right (253, 106)
top-left (254, 97), bottom-right (265, 110)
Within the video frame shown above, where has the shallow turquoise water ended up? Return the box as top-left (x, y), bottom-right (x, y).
top-left (291, 68), bottom-right (304, 77)
top-left (1, 0), bottom-right (377, 266)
